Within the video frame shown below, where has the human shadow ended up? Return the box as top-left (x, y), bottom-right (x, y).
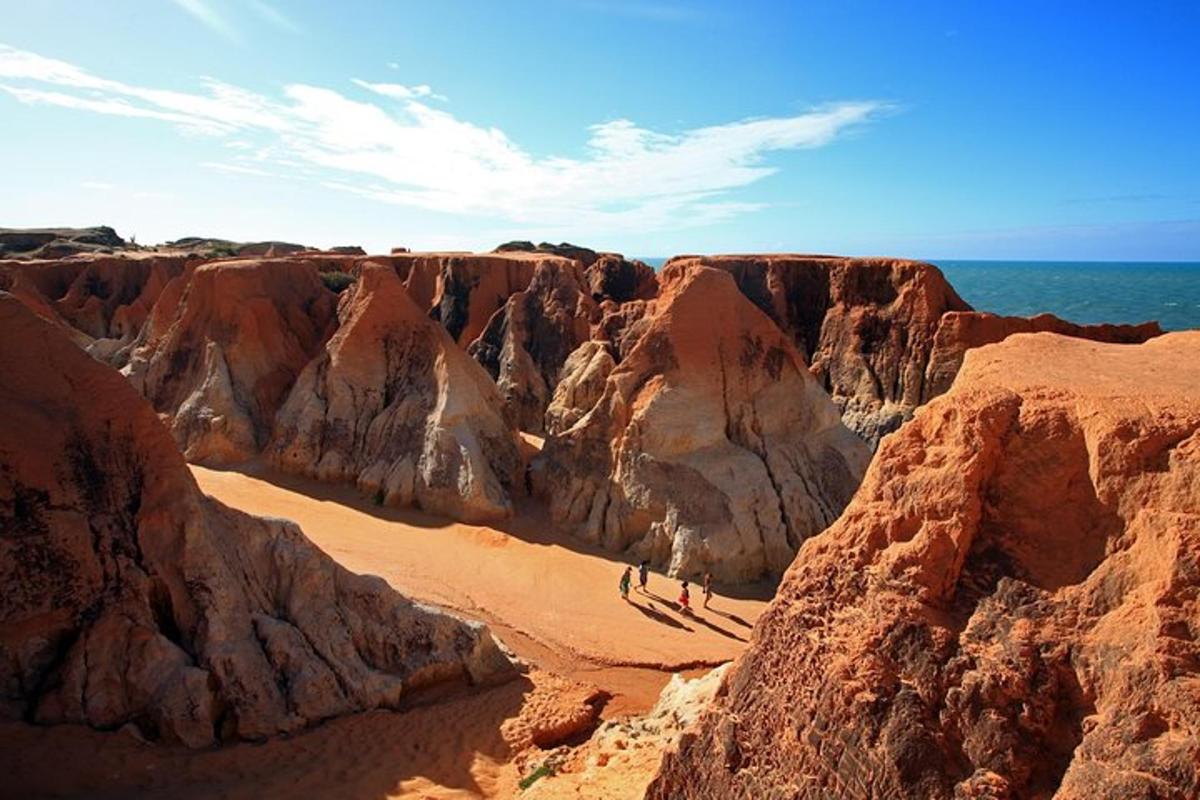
top-left (707, 608), bottom-right (753, 629)
top-left (626, 598), bottom-right (693, 632)
top-left (686, 612), bottom-right (747, 643)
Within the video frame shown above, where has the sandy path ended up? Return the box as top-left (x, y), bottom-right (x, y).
top-left (191, 464), bottom-right (769, 685)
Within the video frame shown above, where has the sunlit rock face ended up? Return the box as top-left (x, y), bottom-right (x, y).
top-left (539, 262), bottom-right (869, 583)
top-left (0, 294), bottom-right (514, 748)
top-left (268, 262), bottom-right (522, 523)
top-left (121, 257), bottom-right (339, 464)
top-left (648, 331), bottom-right (1200, 800)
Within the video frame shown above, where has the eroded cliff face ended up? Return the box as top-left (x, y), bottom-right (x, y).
top-left (268, 263), bottom-right (522, 523)
top-left (0, 253), bottom-right (194, 363)
top-left (0, 294), bottom-right (514, 748)
top-left (539, 263), bottom-right (869, 582)
top-left (666, 255), bottom-right (973, 447)
top-left (468, 259), bottom-right (599, 432)
top-left (648, 331), bottom-right (1200, 800)
top-left (669, 255), bottom-right (1163, 449)
top-left (122, 258), bottom-right (339, 465)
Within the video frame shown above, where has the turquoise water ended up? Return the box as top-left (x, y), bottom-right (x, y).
top-left (638, 258), bottom-right (1200, 332)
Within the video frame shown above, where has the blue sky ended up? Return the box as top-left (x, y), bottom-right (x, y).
top-left (1, 1), bottom-right (1197, 258)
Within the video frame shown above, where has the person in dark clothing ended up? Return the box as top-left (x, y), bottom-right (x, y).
top-left (638, 560), bottom-right (650, 593)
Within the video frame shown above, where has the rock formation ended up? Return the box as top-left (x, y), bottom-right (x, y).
top-left (123, 258), bottom-right (338, 464)
top-left (924, 310), bottom-right (1164, 399)
top-left (544, 341), bottom-right (618, 435)
top-left (0, 294), bottom-right (514, 748)
top-left (649, 331), bottom-right (1200, 799)
top-left (669, 255), bottom-right (1163, 448)
top-left (666, 255), bottom-right (974, 446)
top-left (0, 253), bottom-right (194, 363)
top-left (468, 259), bottom-right (599, 431)
top-left (269, 262), bottom-right (522, 523)
top-left (539, 263), bottom-right (869, 582)
top-left (0, 226), bottom-right (129, 259)
top-left (386, 252), bottom-right (544, 347)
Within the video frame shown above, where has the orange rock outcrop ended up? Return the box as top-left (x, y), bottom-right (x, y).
top-left (269, 262), bottom-right (522, 522)
top-left (539, 263), bottom-right (869, 581)
top-left (648, 331), bottom-right (1200, 799)
top-left (123, 258), bottom-right (339, 464)
top-left (0, 294), bottom-right (514, 748)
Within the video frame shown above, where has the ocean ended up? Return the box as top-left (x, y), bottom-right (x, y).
top-left (638, 258), bottom-right (1200, 332)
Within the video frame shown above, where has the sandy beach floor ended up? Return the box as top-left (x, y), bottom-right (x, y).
top-left (2, 463), bottom-right (771, 799)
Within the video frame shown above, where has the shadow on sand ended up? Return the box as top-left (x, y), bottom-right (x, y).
top-left (1, 676), bottom-right (535, 800)
top-left (639, 590), bottom-right (747, 642)
top-left (626, 597), bottom-right (693, 631)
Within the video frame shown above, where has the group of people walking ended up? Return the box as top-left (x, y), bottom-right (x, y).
top-left (619, 560), bottom-right (713, 612)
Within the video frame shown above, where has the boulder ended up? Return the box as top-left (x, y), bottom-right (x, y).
top-left (269, 262), bottom-right (522, 523)
top-left (0, 294), bottom-right (514, 748)
top-left (123, 258), bottom-right (338, 464)
top-left (584, 252), bottom-right (658, 303)
top-left (648, 331), bottom-right (1200, 799)
top-left (539, 263), bottom-right (869, 582)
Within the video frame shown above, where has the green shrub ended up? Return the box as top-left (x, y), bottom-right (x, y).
top-left (321, 271), bottom-right (356, 294)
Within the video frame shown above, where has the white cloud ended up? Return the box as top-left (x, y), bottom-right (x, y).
top-left (171, 0), bottom-right (241, 43)
top-left (81, 181), bottom-right (115, 190)
top-left (0, 43), bottom-right (890, 235)
top-left (352, 78), bottom-right (448, 102)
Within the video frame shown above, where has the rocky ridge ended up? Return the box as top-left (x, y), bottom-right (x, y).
top-left (0, 293), bottom-right (514, 748)
top-left (648, 331), bottom-right (1200, 799)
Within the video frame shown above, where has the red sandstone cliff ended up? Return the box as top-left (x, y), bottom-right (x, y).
top-left (0, 294), bottom-right (513, 748)
top-left (648, 331), bottom-right (1200, 799)
top-left (268, 262), bottom-right (522, 522)
top-left (539, 263), bottom-right (869, 582)
top-left (0, 253), bottom-right (194, 363)
top-left (123, 258), bottom-right (339, 464)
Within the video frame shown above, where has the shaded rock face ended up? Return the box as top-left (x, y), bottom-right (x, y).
top-left (0, 254), bottom-right (193, 364)
top-left (924, 311), bottom-right (1164, 400)
top-left (667, 255), bottom-right (973, 447)
top-left (123, 258), bottom-right (338, 465)
top-left (163, 237), bottom-right (309, 258)
top-left (539, 264), bottom-right (870, 582)
top-left (0, 295), bottom-right (514, 748)
top-left (0, 226), bottom-right (128, 259)
top-left (648, 332), bottom-right (1200, 799)
top-left (467, 259), bottom-right (598, 432)
top-left (386, 252), bottom-right (544, 347)
top-left (269, 263), bottom-right (522, 523)
top-left (584, 252), bottom-right (658, 303)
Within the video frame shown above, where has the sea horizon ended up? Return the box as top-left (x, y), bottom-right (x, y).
top-left (636, 257), bottom-right (1200, 331)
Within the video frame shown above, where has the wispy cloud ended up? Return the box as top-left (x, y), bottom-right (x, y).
top-left (353, 78), bottom-right (448, 103)
top-left (0, 43), bottom-right (890, 235)
top-left (171, 0), bottom-right (242, 43)
top-left (249, 0), bottom-right (302, 34)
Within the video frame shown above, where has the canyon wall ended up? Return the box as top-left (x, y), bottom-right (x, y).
top-left (648, 331), bottom-right (1200, 798)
